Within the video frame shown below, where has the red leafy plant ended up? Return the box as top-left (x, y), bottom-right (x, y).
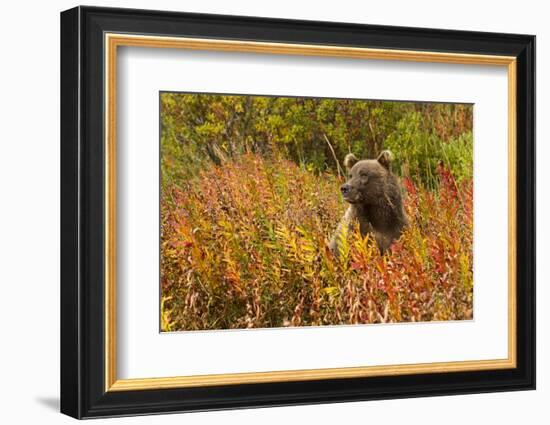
top-left (161, 153), bottom-right (473, 331)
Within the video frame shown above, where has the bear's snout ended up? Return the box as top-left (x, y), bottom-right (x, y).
top-left (340, 184), bottom-right (350, 195)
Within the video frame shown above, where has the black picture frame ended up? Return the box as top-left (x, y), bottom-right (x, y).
top-left (61, 5), bottom-right (535, 419)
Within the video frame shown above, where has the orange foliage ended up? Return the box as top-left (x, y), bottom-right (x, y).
top-left (161, 154), bottom-right (473, 331)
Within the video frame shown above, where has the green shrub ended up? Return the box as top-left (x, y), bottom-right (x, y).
top-left (160, 93), bottom-right (473, 189)
top-left (384, 111), bottom-right (473, 188)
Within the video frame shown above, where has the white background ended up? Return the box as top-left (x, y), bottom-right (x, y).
top-left (118, 47), bottom-right (508, 379)
top-left (0, 0), bottom-right (546, 424)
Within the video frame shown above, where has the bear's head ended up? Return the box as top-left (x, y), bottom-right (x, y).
top-left (340, 150), bottom-right (394, 205)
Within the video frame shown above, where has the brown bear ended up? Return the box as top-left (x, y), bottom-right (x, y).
top-left (329, 150), bottom-right (407, 254)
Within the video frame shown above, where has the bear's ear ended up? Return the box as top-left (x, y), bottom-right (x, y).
top-left (377, 150), bottom-right (393, 170)
top-left (344, 153), bottom-right (359, 171)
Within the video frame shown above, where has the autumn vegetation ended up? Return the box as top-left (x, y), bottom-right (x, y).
top-left (160, 93), bottom-right (473, 331)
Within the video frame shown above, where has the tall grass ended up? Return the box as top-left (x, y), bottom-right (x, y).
top-left (161, 154), bottom-right (473, 331)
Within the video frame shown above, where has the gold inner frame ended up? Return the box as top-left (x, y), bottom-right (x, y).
top-left (104, 33), bottom-right (517, 392)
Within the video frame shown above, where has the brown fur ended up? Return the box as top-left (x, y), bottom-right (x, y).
top-left (329, 151), bottom-right (407, 254)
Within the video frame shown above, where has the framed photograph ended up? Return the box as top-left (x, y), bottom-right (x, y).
top-left (60, 6), bottom-right (535, 419)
